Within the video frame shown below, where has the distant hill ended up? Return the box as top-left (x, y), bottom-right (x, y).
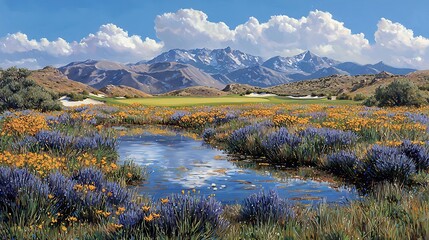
top-left (28, 66), bottom-right (99, 95)
top-left (222, 84), bottom-right (262, 95)
top-left (59, 60), bottom-right (225, 94)
top-left (162, 86), bottom-right (228, 97)
top-left (99, 85), bottom-right (152, 98)
top-left (267, 71), bottom-right (429, 97)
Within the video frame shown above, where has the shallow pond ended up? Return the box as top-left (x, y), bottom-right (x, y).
top-left (118, 129), bottom-right (358, 204)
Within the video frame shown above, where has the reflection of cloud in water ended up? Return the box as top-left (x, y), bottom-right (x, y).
top-left (119, 136), bottom-right (235, 188)
top-left (163, 165), bottom-right (233, 188)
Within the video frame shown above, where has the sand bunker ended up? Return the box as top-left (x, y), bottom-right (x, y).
top-left (287, 95), bottom-right (325, 99)
top-left (59, 96), bottom-right (105, 107)
top-left (244, 93), bottom-right (278, 97)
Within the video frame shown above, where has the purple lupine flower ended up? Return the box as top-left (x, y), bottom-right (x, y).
top-left (240, 190), bottom-right (294, 224)
top-left (12, 136), bottom-right (38, 152)
top-left (307, 112), bottom-right (327, 120)
top-left (202, 128), bottom-right (216, 141)
top-left (364, 145), bottom-right (416, 183)
top-left (74, 106), bottom-right (89, 113)
top-left (404, 112), bottom-right (429, 125)
top-left (104, 181), bottom-right (131, 206)
top-left (0, 167), bottom-right (48, 206)
top-left (400, 140), bottom-right (429, 170)
top-left (169, 111), bottom-right (188, 124)
top-left (263, 127), bottom-right (301, 149)
top-left (155, 194), bottom-right (227, 237)
top-left (72, 168), bottom-right (105, 188)
top-left (118, 204), bottom-right (144, 228)
top-left (74, 137), bottom-right (98, 150)
top-left (299, 127), bottom-right (358, 146)
top-left (326, 151), bottom-right (362, 177)
top-left (35, 130), bottom-right (73, 152)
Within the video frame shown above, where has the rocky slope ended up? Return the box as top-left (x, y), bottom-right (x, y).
top-left (60, 60), bottom-right (225, 94)
top-left (58, 47), bottom-right (418, 94)
top-left (28, 66), bottom-right (99, 95)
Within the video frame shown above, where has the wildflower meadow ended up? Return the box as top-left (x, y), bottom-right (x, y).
top-left (1, 102), bottom-right (429, 239)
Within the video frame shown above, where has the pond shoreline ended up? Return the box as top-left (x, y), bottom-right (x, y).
top-left (116, 126), bottom-right (359, 204)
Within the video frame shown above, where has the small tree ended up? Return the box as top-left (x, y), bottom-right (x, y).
top-left (373, 79), bottom-right (425, 107)
top-left (337, 93), bottom-right (351, 100)
top-left (353, 94), bottom-right (367, 101)
top-left (363, 96), bottom-right (378, 107)
top-left (0, 67), bottom-right (62, 112)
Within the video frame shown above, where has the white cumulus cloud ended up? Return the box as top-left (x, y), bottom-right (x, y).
top-left (370, 18), bottom-right (429, 68)
top-left (0, 24), bottom-right (164, 68)
top-left (232, 10), bottom-right (370, 62)
top-left (78, 23), bottom-right (164, 60)
top-left (0, 9), bottom-right (428, 69)
top-left (155, 9), bottom-right (234, 49)
top-left (0, 32), bottom-right (72, 56)
top-left (0, 58), bottom-right (40, 69)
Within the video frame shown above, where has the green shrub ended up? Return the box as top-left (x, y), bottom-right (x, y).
top-left (67, 92), bottom-right (85, 101)
top-left (373, 79), bottom-right (426, 107)
top-left (353, 94), bottom-right (366, 101)
top-left (337, 93), bottom-right (351, 100)
top-left (363, 96), bottom-right (378, 107)
top-left (0, 67), bottom-right (62, 112)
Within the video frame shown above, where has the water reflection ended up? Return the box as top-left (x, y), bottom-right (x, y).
top-left (118, 129), bottom-right (358, 204)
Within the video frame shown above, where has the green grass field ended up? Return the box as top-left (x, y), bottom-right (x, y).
top-left (91, 95), bottom-right (359, 107)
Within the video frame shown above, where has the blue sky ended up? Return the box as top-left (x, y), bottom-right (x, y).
top-left (0, 0), bottom-right (428, 69)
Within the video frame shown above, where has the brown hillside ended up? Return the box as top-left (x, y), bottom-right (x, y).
top-left (267, 71), bottom-right (429, 97)
top-left (29, 67), bottom-right (99, 95)
top-left (222, 84), bottom-right (262, 95)
top-left (99, 85), bottom-right (152, 98)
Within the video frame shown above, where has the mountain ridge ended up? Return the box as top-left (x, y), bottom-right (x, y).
top-left (58, 47), bottom-right (418, 94)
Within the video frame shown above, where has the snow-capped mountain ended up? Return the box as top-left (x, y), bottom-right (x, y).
top-left (262, 51), bottom-right (340, 74)
top-left (58, 48), bottom-right (417, 94)
top-left (147, 47), bottom-right (264, 74)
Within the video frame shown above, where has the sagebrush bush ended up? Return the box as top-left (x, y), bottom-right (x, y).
top-left (353, 94), bottom-right (367, 101)
top-left (373, 79), bottom-right (426, 107)
top-left (0, 67), bottom-right (61, 111)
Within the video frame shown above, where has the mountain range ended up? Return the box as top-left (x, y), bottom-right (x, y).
top-left (59, 47), bottom-right (417, 94)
